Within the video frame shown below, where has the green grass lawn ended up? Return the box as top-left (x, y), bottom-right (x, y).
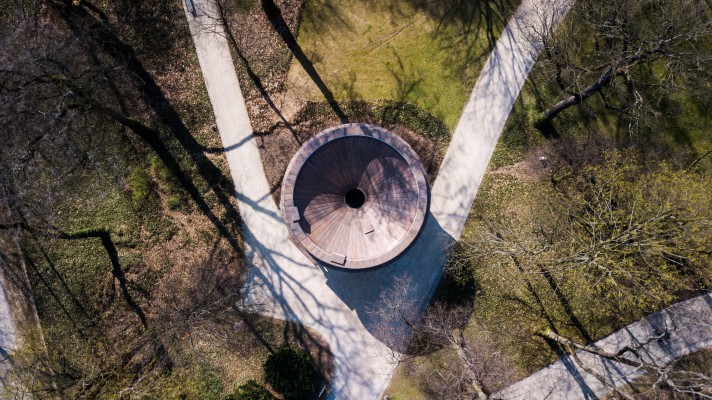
top-left (286, 0), bottom-right (518, 131)
top-left (384, 351), bottom-right (442, 400)
top-left (385, 368), bottom-right (428, 400)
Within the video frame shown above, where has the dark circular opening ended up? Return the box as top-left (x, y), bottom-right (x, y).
top-left (344, 188), bottom-right (366, 208)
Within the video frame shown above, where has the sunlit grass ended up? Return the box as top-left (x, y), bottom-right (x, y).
top-left (286, 0), bottom-right (518, 131)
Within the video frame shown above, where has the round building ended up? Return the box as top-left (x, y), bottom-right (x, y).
top-left (280, 123), bottom-right (429, 269)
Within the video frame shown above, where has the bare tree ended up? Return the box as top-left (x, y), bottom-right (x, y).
top-left (450, 149), bottom-right (711, 398)
top-left (367, 276), bottom-right (514, 400)
top-left (413, 303), bottom-right (515, 400)
top-left (0, 2), bottom-right (243, 397)
top-left (531, 0), bottom-right (712, 131)
top-left (540, 329), bottom-right (712, 399)
top-left (458, 151), bottom-right (712, 327)
top-left (367, 274), bottom-right (421, 356)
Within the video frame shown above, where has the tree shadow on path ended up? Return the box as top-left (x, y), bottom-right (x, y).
top-left (320, 212), bottom-right (453, 355)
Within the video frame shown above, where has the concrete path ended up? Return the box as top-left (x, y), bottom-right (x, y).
top-left (0, 270), bottom-right (19, 355)
top-left (0, 276), bottom-right (19, 392)
top-left (0, 233), bottom-right (41, 398)
top-left (496, 294), bottom-right (712, 399)
top-left (430, 0), bottom-right (571, 238)
top-left (182, 0), bottom-right (571, 398)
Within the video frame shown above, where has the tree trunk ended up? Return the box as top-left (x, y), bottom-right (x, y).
top-left (451, 332), bottom-right (490, 399)
top-left (538, 329), bottom-right (663, 400)
top-left (537, 68), bottom-right (615, 127)
top-left (539, 329), bottom-right (651, 371)
top-left (536, 46), bottom-right (662, 129)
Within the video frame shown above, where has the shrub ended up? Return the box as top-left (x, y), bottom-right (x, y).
top-left (127, 167), bottom-right (154, 204)
top-left (292, 100), bottom-right (449, 143)
top-left (223, 380), bottom-right (276, 400)
top-left (166, 193), bottom-right (184, 210)
top-left (232, 0), bottom-right (256, 14)
top-left (201, 368), bottom-right (224, 400)
top-left (263, 347), bottom-right (319, 400)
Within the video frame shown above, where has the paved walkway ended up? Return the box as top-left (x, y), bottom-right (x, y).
top-left (182, 0), bottom-right (571, 398)
top-left (0, 233), bottom-right (41, 397)
top-left (0, 276), bottom-right (18, 391)
top-left (0, 260), bottom-right (19, 355)
top-left (496, 294), bottom-right (712, 399)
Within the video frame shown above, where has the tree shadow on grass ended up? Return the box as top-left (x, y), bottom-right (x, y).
top-left (59, 228), bottom-right (148, 330)
top-left (0, 232), bottom-right (92, 339)
top-left (231, 306), bottom-right (334, 385)
top-left (410, 0), bottom-right (517, 78)
top-left (51, 1), bottom-right (245, 254)
top-left (492, 271), bottom-right (599, 397)
top-left (260, 0), bottom-right (348, 123)
top-left (19, 249), bottom-right (88, 338)
top-left (34, 245), bottom-right (92, 323)
top-left (385, 49), bottom-right (430, 109)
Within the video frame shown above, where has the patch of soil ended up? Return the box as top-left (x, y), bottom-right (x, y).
top-left (489, 157), bottom-right (544, 182)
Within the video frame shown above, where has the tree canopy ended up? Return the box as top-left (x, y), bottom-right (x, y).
top-left (458, 151), bottom-right (712, 330)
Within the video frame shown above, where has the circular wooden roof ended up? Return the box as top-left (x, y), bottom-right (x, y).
top-left (281, 123), bottom-right (429, 269)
